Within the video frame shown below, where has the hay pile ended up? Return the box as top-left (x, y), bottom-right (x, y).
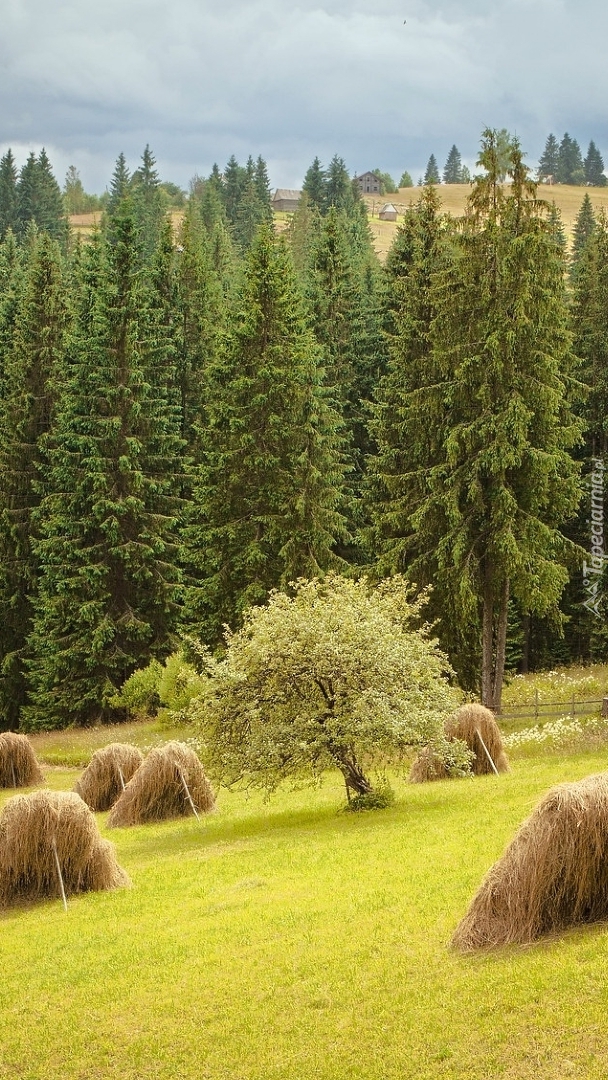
top-left (107, 741), bottom-right (215, 827)
top-left (408, 745), bottom-right (450, 783)
top-left (446, 703), bottom-right (509, 775)
top-left (0, 732), bottom-right (45, 788)
top-left (0, 790), bottom-right (130, 908)
top-left (409, 703), bottom-right (508, 783)
top-left (74, 743), bottom-right (144, 811)
top-left (452, 772), bottom-right (608, 950)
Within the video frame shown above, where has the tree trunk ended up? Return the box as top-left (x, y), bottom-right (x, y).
top-left (481, 566), bottom-right (494, 709)
top-left (329, 742), bottom-right (373, 799)
top-left (492, 577), bottom-right (509, 713)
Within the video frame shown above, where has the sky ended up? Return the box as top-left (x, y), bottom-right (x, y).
top-left (1, 0), bottom-right (607, 195)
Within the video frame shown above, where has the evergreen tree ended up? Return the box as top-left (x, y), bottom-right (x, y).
top-left (106, 153), bottom-right (131, 216)
top-left (0, 150), bottom-right (19, 240)
top-left (306, 206), bottom-right (386, 519)
top-left (223, 155), bottom-right (247, 226)
top-left (0, 233), bottom-right (69, 729)
top-left (253, 156), bottom-right (273, 222)
top-left (24, 205), bottom-right (184, 729)
top-left (182, 225), bottom-right (347, 642)
top-left (584, 140), bottom-right (606, 186)
top-left (538, 134), bottom-right (559, 181)
top-left (302, 156), bottom-right (327, 212)
top-left (325, 155), bottom-right (355, 213)
top-left (443, 145), bottom-right (463, 184)
top-left (131, 145), bottom-right (167, 262)
top-left (287, 190), bottom-right (321, 282)
top-left (15, 151), bottom-right (68, 245)
top-left (399, 171), bottom-right (414, 188)
top-left (370, 131), bottom-right (583, 706)
top-left (423, 154), bottom-right (440, 185)
top-left (571, 192), bottom-right (596, 274)
top-left (557, 133), bottom-right (584, 184)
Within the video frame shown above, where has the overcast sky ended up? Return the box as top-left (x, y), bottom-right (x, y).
top-left (1, 0), bottom-right (607, 194)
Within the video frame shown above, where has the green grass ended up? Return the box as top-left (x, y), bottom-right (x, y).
top-left (2, 731), bottom-right (608, 1078)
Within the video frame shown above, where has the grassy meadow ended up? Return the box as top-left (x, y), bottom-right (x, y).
top-left (2, 709), bottom-right (608, 1079)
top-left (364, 182), bottom-right (608, 259)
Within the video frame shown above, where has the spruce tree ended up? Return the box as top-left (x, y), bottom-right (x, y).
top-left (557, 133), bottom-right (584, 184)
top-left (423, 154), bottom-right (440, 185)
top-left (302, 156), bottom-right (327, 212)
top-left (223, 155), bottom-right (247, 227)
top-left (442, 145), bottom-right (463, 184)
top-left (24, 204), bottom-right (184, 729)
top-left (571, 192), bottom-right (596, 275)
top-left (182, 225), bottom-right (347, 642)
top-left (584, 140), bottom-right (606, 186)
top-left (107, 153), bottom-right (131, 216)
top-left (325, 155), bottom-right (355, 214)
top-left (0, 150), bottom-right (19, 240)
top-left (538, 134), bottom-right (559, 181)
top-left (0, 233), bottom-right (69, 729)
top-left (131, 145), bottom-right (167, 262)
top-left (371, 131), bottom-right (583, 706)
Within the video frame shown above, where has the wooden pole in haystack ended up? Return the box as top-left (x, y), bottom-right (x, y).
top-left (475, 728), bottom-right (499, 775)
top-left (178, 767), bottom-right (200, 822)
top-left (117, 765), bottom-right (125, 791)
top-left (51, 837), bottom-right (68, 912)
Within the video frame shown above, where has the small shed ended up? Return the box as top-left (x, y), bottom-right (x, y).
top-left (272, 189), bottom-right (302, 213)
top-left (379, 203), bottom-right (398, 221)
top-left (355, 171), bottom-right (381, 195)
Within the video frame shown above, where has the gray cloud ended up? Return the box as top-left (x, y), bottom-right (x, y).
top-left (0, 0), bottom-right (606, 192)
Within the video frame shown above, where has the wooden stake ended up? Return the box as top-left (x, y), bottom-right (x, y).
top-left (117, 765), bottom-right (125, 791)
top-left (475, 728), bottom-right (499, 776)
top-left (178, 767), bottom-right (201, 822)
top-left (51, 837), bottom-right (68, 913)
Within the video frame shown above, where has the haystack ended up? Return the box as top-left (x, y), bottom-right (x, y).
top-left (0, 732), bottom-right (45, 788)
top-left (452, 772), bottom-right (608, 950)
top-left (446, 703), bottom-right (509, 775)
top-left (74, 743), bottom-right (144, 811)
top-left (408, 745), bottom-right (450, 783)
top-left (0, 790), bottom-right (130, 908)
top-left (107, 741), bottom-right (215, 827)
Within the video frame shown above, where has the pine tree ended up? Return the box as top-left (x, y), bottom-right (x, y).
top-left (305, 206), bottom-right (386, 519)
top-left (325, 155), bottom-right (355, 214)
top-left (0, 150), bottom-right (19, 240)
top-left (0, 233), bottom-right (69, 729)
top-left (571, 193), bottom-right (596, 274)
top-left (371, 131), bottom-right (583, 706)
top-left (253, 156), bottom-right (273, 223)
top-left (15, 151), bottom-right (68, 246)
top-left (182, 225), bottom-right (347, 642)
top-left (131, 145), bottom-right (167, 262)
top-left (302, 157), bottom-right (327, 212)
top-left (584, 140), bottom-right (606, 186)
top-left (24, 205), bottom-right (184, 729)
top-left (223, 155), bottom-right (247, 227)
top-left (107, 153), bottom-right (131, 216)
top-left (538, 134), bottom-right (559, 181)
top-left (557, 133), bottom-right (584, 184)
top-left (443, 145), bottom-right (463, 184)
top-left (423, 154), bottom-right (440, 185)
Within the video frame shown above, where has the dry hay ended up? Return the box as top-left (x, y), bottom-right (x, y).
top-left (0, 732), bottom-right (45, 788)
top-left (446, 703), bottom-right (509, 775)
top-left (107, 741), bottom-right (215, 827)
top-left (408, 745), bottom-right (450, 783)
top-left (452, 772), bottom-right (608, 950)
top-left (0, 790), bottom-right (130, 908)
top-left (74, 743), bottom-right (144, 811)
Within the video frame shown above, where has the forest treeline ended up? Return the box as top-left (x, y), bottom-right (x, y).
top-left (0, 131), bottom-right (606, 732)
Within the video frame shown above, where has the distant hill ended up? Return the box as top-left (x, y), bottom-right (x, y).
top-left (363, 183), bottom-right (608, 259)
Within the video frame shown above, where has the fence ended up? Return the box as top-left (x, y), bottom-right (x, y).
top-left (498, 694), bottom-right (608, 724)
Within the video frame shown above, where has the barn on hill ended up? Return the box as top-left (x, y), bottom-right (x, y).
top-left (272, 189), bottom-right (302, 212)
top-left (355, 171), bottom-right (381, 194)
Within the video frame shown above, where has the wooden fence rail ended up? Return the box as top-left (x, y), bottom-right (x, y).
top-left (498, 694), bottom-right (608, 724)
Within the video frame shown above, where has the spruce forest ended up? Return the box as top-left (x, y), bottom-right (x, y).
top-left (0, 130), bottom-right (606, 733)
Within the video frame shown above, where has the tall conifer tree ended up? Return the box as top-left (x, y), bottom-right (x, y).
top-left (24, 205), bottom-right (183, 729)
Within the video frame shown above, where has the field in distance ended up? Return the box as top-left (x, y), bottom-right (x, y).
top-left (364, 182), bottom-right (608, 259)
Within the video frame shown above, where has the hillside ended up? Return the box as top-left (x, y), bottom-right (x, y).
top-left (364, 182), bottom-right (608, 259)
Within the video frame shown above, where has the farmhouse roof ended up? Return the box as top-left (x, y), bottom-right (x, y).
top-left (380, 203), bottom-right (397, 213)
top-left (272, 188), bottom-right (302, 202)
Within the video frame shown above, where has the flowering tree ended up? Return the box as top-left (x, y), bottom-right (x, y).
top-left (189, 575), bottom-right (465, 801)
